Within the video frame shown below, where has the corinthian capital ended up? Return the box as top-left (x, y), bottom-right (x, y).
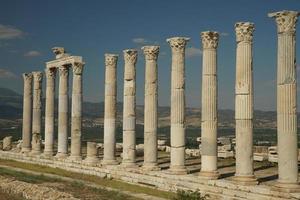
top-left (32, 71), bottom-right (43, 82)
top-left (268, 10), bottom-right (299, 34)
top-left (59, 66), bottom-right (69, 77)
top-left (235, 22), bottom-right (255, 42)
top-left (123, 49), bottom-right (137, 64)
top-left (166, 37), bottom-right (190, 52)
top-left (45, 67), bottom-right (56, 79)
top-left (23, 73), bottom-right (33, 82)
top-left (72, 62), bottom-right (84, 75)
top-left (142, 46), bottom-right (160, 61)
top-left (105, 54), bottom-right (118, 66)
top-left (201, 31), bottom-right (219, 49)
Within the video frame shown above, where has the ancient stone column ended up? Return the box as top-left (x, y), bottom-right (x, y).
top-left (167, 37), bottom-right (190, 174)
top-left (121, 49), bottom-right (138, 168)
top-left (21, 73), bottom-right (33, 153)
top-left (31, 71), bottom-right (43, 155)
top-left (69, 62), bottom-right (84, 161)
top-left (199, 31), bottom-right (219, 179)
top-left (234, 22), bottom-right (257, 184)
top-left (43, 67), bottom-right (56, 157)
top-left (84, 142), bottom-right (99, 165)
top-left (142, 46), bottom-right (160, 171)
top-left (269, 10), bottom-right (300, 190)
top-left (56, 65), bottom-right (69, 158)
top-left (102, 54), bottom-right (119, 165)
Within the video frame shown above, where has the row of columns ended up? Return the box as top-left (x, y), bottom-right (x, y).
top-left (21, 57), bottom-right (84, 160)
top-left (20, 10), bottom-right (299, 190)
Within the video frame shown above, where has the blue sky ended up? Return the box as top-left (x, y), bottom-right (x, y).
top-left (0, 0), bottom-right (299, 110)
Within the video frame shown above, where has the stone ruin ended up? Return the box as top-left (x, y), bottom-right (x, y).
top-left (0, 10), bottom-right (300, 199)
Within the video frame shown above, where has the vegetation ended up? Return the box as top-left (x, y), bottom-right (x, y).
top-left (0, 159), bottom-right (176, 199)
top-left (0, 189), bottom-right (25, 200)
top-left (173, 189), bottom-right (208, 200)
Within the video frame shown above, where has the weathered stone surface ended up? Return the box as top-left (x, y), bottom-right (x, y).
top-left (21, 73), bottom-right (33, 153)
top-left (269, 10), bottom-right (300, 189)
top-left (44, 67), bottom-right (56, 157)
top-left (31, 71), bottom-right (43, 155)
top-left (56, 65), bottom-right (69, 158)
top-left (199, 31), bottom-right (219, 179)
top-left (167, 37), bottom-right (189, 174)
top-left (122, 49), bottom-right (138, 168)
top-left (3, 136), bottom-right (12, 151)
top-left (103, 54), bottom-right (118, 165)
top-left (233, 22), bottom-right (257, 184)
top-left (142, 46), bottom-right (160, 171)
top-left (69, 62), bottom-right (84, 161)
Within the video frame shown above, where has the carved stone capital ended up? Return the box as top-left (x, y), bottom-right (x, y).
top-left (59, 66), bottom-right (69, 77)
top-left (52, 47), bottom-right (70, 59)
top-left (201, 31), bottom-right (219, 49)
top-left (32, 71), bottom-right (43, 82)
top-left (105, 54), bottom-right (118, 66)
top-left (123, 49), bottom-right (137, 64)
top-left (45, 67), bottom-right (56, 79)
top-left (268, 10), bottom-right (299, 34)
top-left (166, 37), bottom-right (190, 52)
top-left (23, 73), bottom-right (33, 82)
top-left (142, 46), bottom-right (160, 61)
top-left (235, 22), bottom-right (255, 42)
top-left (72, 62), bottom-right (84, 75)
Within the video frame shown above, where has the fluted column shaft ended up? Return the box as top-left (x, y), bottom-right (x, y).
top-left (142, 46), bottom-right (160, 170)
top-left (69, 63), bottom-right (84, 160)
top-left (122, 49), bottom-right (138, 167)
top-left (31, 71), bottom-right (43, 155)
top-left (200, 31), bottom-right (219, 179)
top-left (21, 73), bottom-right (33, 153)
top-left (44, 68), bottom-right (56, 156)
top-left (234, 22), bottom-right (256, 182)
top-left (167, 37), bottom-right (189, 174)
top-left (56, 66), bottom-right (69, 158)
top-left (102, 54), bottom-right (118, 165)
top-left (269, 11), bottom-right (299, 186)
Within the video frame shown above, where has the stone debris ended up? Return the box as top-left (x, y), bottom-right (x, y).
top-left (0, 175), bottom-right (79, 200)
top-left (2, 136), bottom-right (12, 151)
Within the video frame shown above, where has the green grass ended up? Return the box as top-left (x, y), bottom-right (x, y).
top-left (0, 167), bottom-right (61, 183)
top-left (0, 159), bottom-right (176, 199)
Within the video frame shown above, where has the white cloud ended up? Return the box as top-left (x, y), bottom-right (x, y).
top-left (0, 69), bottom-right (17, 79)
top-left (220, 32), bottom-right (229, 36)
top-left (186, 47), bottom-right (202, 58)
top-left (132, 38), bottom-right (148, 44)
top-left (0, 24), bottom-right (24, 40)
top-left (24, 50), bottom-right (41, 57)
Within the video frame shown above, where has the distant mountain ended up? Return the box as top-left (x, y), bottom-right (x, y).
top-left (0, 88), bottom-right (23, 119)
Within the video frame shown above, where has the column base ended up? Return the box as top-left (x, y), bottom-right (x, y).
top-left (84, 157), bottom-right (99, 165)
top-left (142, 163), bottom-right (161, 171)
top-left (55, 153), bottom-right (68, 159)
top-left (199, 170), bottom-right (219, 180)
top-left (121, 162), bottom-right (139, 169)
top-left (42, 151), bottom-right (54, 158)
top-left (68, 155), bottom-right (82, 162)
top-left (168, 165), bottom-right (188, 175)
top-left (231, 175), bottom-right (258, 185)
top-left (272, 181), bottom-right (300, 193)
top-left (101, 159), bottom-right (119, 166)
top-left (21, 148), bottom-right (31, 154)
top-left (30, 150), bottom-right (41, 156)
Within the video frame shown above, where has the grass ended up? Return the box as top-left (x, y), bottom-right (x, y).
top-left (0, 189), bottom-right (26, 200)
top-left (0, 159), bottom-right (176, 199)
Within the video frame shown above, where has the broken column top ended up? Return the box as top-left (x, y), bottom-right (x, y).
top-left (268, 10), bottom-right (299, 34)
top-left (52, 47), bottom-right (70, 59)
